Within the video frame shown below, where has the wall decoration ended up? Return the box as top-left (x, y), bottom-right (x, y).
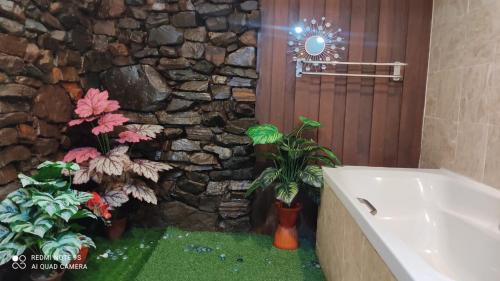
top-left (288, 17), bottom-right (345, 72)
top-left (289, 17), bottom-right (406, 81)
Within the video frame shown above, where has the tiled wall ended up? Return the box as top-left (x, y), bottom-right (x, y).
top-left (421, 0), bottom-right (500, 189)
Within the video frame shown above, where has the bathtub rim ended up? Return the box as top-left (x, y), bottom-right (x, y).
top-left (320, 166), bottom-right (493, 281)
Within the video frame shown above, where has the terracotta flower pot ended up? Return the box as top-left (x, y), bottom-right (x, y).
top-left (30, 269), bottom-right (65, 281)
top-left (106, 217), bottom-right (127, 240)
top-left (69, 246), bottom-right (89, 267)
top-left (273, 202), bottom-right (302, 250)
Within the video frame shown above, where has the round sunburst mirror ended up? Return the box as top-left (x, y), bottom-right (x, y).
top-left (289, 17), bottom-right (345, 71)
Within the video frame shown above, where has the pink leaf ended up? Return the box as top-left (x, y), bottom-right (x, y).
top-left (74, 89), bottom-right (120, 118)
top-left (91, 113), bottom-right (129, 135)
top-left (103, 99), bottom-right (120, 113)
top-left (117, 131), bottom-right (151, 144)
top-left (63, 147), bottom-right (101, 163)
top-left (124, 124), bottom-right (163, 139)
top-left (68, 116), bottom-right (96, 127)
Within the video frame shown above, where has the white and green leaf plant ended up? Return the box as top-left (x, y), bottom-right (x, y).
top-left (246, 116), bottom-right (341, 207)
top-left (0, 161), bottom-right (97, 268)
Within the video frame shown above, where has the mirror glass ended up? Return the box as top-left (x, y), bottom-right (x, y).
top-left (304, 35), bottom-right (326, 56)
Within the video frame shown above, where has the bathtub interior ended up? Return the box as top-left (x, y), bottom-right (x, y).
top-left (323, 167), bottom-right (500, 281)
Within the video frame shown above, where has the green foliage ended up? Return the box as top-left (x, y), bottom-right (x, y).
top-left (299, 116), bottom-right (321, 128)
top-left (246, 124), bottom-right (283, 145)
top-left (246, 117), bottom-right (340, 206)
top-left (0, 161), bottom-right (97, 267)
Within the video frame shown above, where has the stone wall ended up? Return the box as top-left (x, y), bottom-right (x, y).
top-left (0, 0), bottom-right (260, 231)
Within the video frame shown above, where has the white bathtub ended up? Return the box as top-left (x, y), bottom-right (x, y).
top-left (322, 166), bottom-right (500, 281)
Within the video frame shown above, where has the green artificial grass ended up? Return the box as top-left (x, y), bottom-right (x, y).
top-left (135, 228), bottom-right (325, 281)
top-left (64, 227), bottom-right (325, 281)
top-left (65, 228), bottom-right (163, 281)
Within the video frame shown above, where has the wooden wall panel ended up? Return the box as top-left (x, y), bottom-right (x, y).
top-left (256, 0), bottom-right (433, 167)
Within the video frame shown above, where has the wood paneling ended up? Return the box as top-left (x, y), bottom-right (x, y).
top-left (256, 0), bottom-right (433, 167)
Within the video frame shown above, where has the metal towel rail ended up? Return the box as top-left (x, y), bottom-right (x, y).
top-left (296, 60), bottom-right (407, 81)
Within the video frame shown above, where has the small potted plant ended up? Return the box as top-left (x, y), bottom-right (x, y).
top-left (0, 161), bottom-right (97, 281)
top-left (63, 88), bottom-right (172, 240)
top-left (246, 116), bottom-right (340, 250)
top-left (69, 191), bottom-right (111, 267)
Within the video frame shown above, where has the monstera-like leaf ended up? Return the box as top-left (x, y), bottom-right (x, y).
top-left (124, 124), bottom-right (163, 138)
top-left (41, 233), bottom-right (94, 266)
top-left (0, 242), bottom-right (26, 266)
top-left (89, 146), bottom-right (130, 176)
top-left (10, 215), bottom-right (53, 238)
top-left (102, 190), bottom-right (129, 208)
top-left (299, 116), bottom-right (321, 128)
top-left (0, 199), bottom-right (29, 223)
top-left (275, 182), bottom-right (299, 206)
top-left (123, 180), bottom-right (157, 204)
top-left (246, 124), bottom-right (283, 145)
top-left (127, 159), bottom-right (172, 183)
top-left (299, 165), bottom-right (323, 188)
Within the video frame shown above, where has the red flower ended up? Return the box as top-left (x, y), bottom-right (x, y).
top-left (86, 192), bottom-right (111, 220)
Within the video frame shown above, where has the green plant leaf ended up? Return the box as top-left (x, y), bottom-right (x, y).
top-left (0, 199), bottom-right (29, 223)
top-left (299, 116), bottom-right (321, 128)
top-left (36, 161), bottom-right (80, 180)
top-left (319, 147), bottom-right (341, 166)
top-left (41, 232), bottom-right (87, 266)
top-left (245, 167), bottom-right (280, 196)
top-left (18, 174), bottom-right (68, 189)
top-left (299, 165), bottom-right (323, 188)
top-left (6, 189), bottom-right (32, 208)
top-left (70, 209), bottom-right (97, 220)
top-left (310, 156), bottom-right (336, 167)
top-left (0, 225), bottom-right (13, 244)
top-left (54, 206), bottom-right (79, 222)
top-left (275, 182), bottom-right (299, 206)
top-left (78, 234), bottom-right (95, 249)
top-left (11, 215), bottom-right (54, 238)
top-left (246, 124), bottom-right (283, 145)
top-left (73, 191), bottom-right (93, 204)
top-left (31, 190), bottom-right (86, 217)
top-left (0, 242), bottom-right (26, 266)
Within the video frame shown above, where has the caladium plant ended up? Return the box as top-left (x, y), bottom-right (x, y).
top-left (64, 88), bottom-right (172, 209)
top-left (0, 161), bottom-right (96, 267)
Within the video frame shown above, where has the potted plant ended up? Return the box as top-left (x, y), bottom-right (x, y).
top-left (246, 116), bottom-right (340, 250)
top-left (70, 191), bottom-right (111, 267)
top-left (63, 88), bottom-right (172, 240)
top-left (0, 161), bottom-right (97, 281)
